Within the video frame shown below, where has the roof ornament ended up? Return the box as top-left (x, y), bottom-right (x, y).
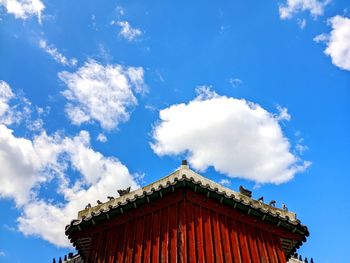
top-left (269, 200), bottom-right (276, 207)
top-left (85, 203), bottom-right (91, 209)
top-left (282, 203), bottom-right (288, 211)
top-left (257, 196), bottom-right (264, 202)
top-left (118, 186), bottom-right (131, 197)
top-left (180, 159), bottom-right (189, 169)
top-left (97, 200), bottom-right (103, 205)
top-left (239, 185), bottom-right (252, 198)
top-left (107, 196), bottom-right (115, 201)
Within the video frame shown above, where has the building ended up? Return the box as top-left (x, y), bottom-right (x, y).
top-left (64, 161), bottom-right (309, 262)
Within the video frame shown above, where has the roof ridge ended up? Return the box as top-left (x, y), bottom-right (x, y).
top-left (75, 164), bottom-right (298, 223)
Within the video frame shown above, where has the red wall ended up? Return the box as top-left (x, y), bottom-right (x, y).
top-left (76, 189), bottom-right (295, 263)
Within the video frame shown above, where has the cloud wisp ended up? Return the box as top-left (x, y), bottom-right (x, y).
top-left (39, 39), bottom-right (77, 67)
top-left (229, 78), bottom-right (243, 88)
top-left (112, 20), bottom-right (142, 41)
top-left (0, 81), bottom-right (15, 118)
top-left (314, 16), bottom-right (350, 71)
top-left (96, 133), bottom-right (107, 143)
top-left (151, 87), bottom-right (310, 184)
top-left (59, 60), bottom-right (146, 130)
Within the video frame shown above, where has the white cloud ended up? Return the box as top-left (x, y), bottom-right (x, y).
top-left (0, 83), bottom-right (139, 246)
top-left (151, 88), bottom-right (310, 184)
top-left (0, 125), bottom-right (62, 206)
top-left (0, 0), bottom-right (45, 23)
top-left (39, 39), bottom-right (77, 67)
top-left (17, 130), bottom-right (138, 247)
top-left (59, 60), bottom-right (146, 130)
top-left (96, 133), bottom-right (107, 143)
top-left (0, 251), bottom-right (5, 257)
top-left (314, 16), bottom-right (350, 71)
top-left (0, 126), bottom-right (138, 246)
top-left (0, 83), bottom-right (55, 205)
top-left (279, 0), bottom-right (330, 19)
top-left (115, 21), bottom-right (142, 41)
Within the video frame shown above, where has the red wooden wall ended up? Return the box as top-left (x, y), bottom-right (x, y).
top-left (76, 189), bottom-right (297, 263)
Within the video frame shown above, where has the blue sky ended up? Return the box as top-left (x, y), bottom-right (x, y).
top-left (0, 0), bottom-right (349, 262)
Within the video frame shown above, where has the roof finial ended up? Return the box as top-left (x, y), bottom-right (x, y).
top-left (180, 159), bottom-right (189, 169)
top-left (117, 186), bottom-right (131, 196)
top-left (269, 200), bottom-right (276, 207)
top-left (239, 186), bottom-right (252, 198)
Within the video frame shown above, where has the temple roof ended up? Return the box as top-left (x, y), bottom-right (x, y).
top-left (65, 162), bottom-right (309, 258)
